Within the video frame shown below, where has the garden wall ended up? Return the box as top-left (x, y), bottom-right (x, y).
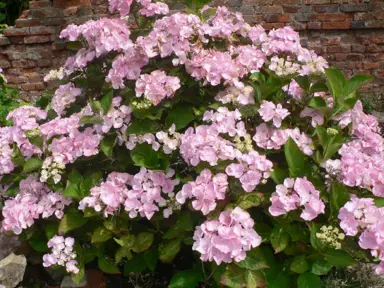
top-left (0, 0), bottom-right (383, 115)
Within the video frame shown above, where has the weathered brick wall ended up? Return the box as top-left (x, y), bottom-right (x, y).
top-left (1, 0), bottom-right (384, 111)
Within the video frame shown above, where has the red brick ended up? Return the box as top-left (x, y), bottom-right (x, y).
top-left (364, 62), bottom-right (380, 70)
top-left (314, 4), bottom-right (339, 13)
top-left (0, 60), bottom-right (11, 69)
top-left (0, 36), bottom-right (10, 46)
top-left (334, 53), bottom-right (348, 61)
top-left (29, 26), bottom-right (57, 35)
top-left (29, 1), bottom-right (51, 9)
top-left (37, 59), bottom-right (52, 67)
top-left (6, 75), bottom-right (28, 84)
top-left (24, 35), bottom-right (51, 44)
top-left (15, 19), bottom-right (42, 28)
top-left (31, 8), bottom-right (63, 18)
top-left (307, 21), bottom-right (322, 29)
top-left (3, 27), bottom-right (30, 37)
top-left (340, 4), bottom-right (368, 13)
top-left (352, 44), bottom-right (365, 53)
top-left (316, 13), bottom-right (347, 22)
top-left (323, 21), bottom-right (350, 29)
top-left (9, 37), bottom-right (24, 44)
top-left (262, 23), bottom-right (285, 30)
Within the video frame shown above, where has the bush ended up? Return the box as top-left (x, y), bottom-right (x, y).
top-left (0, 0), bottom-right (383, 287)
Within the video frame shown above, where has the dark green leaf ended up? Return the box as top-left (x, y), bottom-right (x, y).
top-left (308, 256), bottom-right (333, 275)
top-left (130, 144), bottom-right (169, 170)
top-left (270, 167), bottom-right (289, 184)
top-left (325, 68), bottom-right (346, 99)
top-left (309, 81), bottom-right (328, 94)
top-left (323, 249), bottom-right (356, 268)
top-left (29, 232), bottom-right (49, 253)
top-left (266, 271), bottom-right (292, 288)
top-left (100, 90), bottom-right (113, 114)
top-left (98, 258), bottom-right (120, 274)
top-left (143, 247), bottom-right (158, 272)
top-left (80, 115), bottom-right (103, 125)
top-left (290, 255), bottom-right (309, 274)
top-left (23, 158), bottom-right (43, 173)
top-left (284, 138), bottom-right (306, 177)
top-left (270, 227), bottom-right (290, 253)
top-left (297, 272), bottom-right (321, 288)
top-left (126, 119), bottom-right (158, 135)
top-left (295, 76), bottom-right (311, 92)
top-left (59, 210), bottom-right (88, 234)
top-left (308, 97), bottom-right (327, 109)
top-left (114, 234), bottom-right (136, 248)
top-left (27, 134), bottom-right (44, 150)
top-left (165, 104), bottom-right (195, 130)
top-left (67, 41), bottom-right (83, 51)
top-left (236, 247), bottom-right (269, 271)
top-left (79, 172), bottom-right (103, 198)
top-left (124, 255), bottom-right (147, 275)
top-left (159, 239), bottom-right (181, 263)
top-left (92, 226), bottom-right (113, 243)
top-left (163, 212), bottom-right (193, 239)
top-left (132, 232), bottom-right (154, 253)
top-left (45, 222), bottom-right (58, 240)
top-left (169, 270), bottom-right (204, 288)
top-left (64, 169), bottom-right (84, 198)
top-left (237, 192), bottom-right (263, 210)
top-left (330, 182), bottom-right (350, 218)
top-left (343, 74), bottom-right (374, 96)
top-left (101, 134), bottom-right (116, 157)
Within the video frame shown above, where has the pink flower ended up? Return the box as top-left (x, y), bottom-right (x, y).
top-left (135, 70), bottom-right (180, 105)
top-left (176, 169), bottom-right (228, 215)
top-left (300, 107), bottom-right (324, 127)
top-left (193, 207), bottom-right (262, 264)
top-left (269, 177), bottom-right (325, 221)
top-left (258, 101), bottom-right (290, 128)
top-left (51, 83), bottom-right (82, 116)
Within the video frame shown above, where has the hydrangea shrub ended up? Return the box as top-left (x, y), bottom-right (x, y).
top-left (0, 0), bottom-right (382, 287)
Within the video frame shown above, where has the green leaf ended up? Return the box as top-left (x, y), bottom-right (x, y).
top-left (126, 119), bottom-right (158, 135)
top-left (23, 158), bottom-right (43, 173)
top-left (100, 90), bottom-right (113, 114)
top-left (284, 138), bottom-right (306, 177)
top-left (100, 134), bottom-right (116, 157)
top-left (343, 74), bottom-right (374, 96)
top-left (169, 270), bottom-right (204, 288)
top-left (80, 115), bottom-right (103, 125)
top-left (165, 104), bottom-right (195, 130)
top-left (90, 99), bottom-right (102, 114)
top-left (309, 81), bottom-right (328, 94)
top-left (297, 272), bottom-right (321, 288)
top-left (98, 258), bottom-right (120, 274)
top-left (246, 270), bottom-right (266, 288)
top-left (67, 41), bottom-right (83, 51)
top-left (79, 172), bottom-right (103, 198)
top-left (323, 249), bottom-right (356, 268)
top-left (143, 247), bottom-right (158, 272)
top-left (270, 227), bottom-right (290, 253)
top-left (270, 167), bottom-right (289, 184)
top-left (115, 247), bottom-right (133, 263)
top-left (266, 271), bottom-right (292, 288)
top-left (130, 143), bottom-right (169, 170)
top-left (308, 256), bottom-right (333, 275)
top-left (132, 232), bottom-right (154, 253)
top-left (29, 232), bottom-right (49, 253)
top-left (72, 244), bottom-right (85, 284)
top-left (27, 134), bottom-right (44, 150)
top-left (290, 255), bottom-right (309, 274)
top-left (114, 234), bottom-right (136, 248)
top-left (163, 212), bottom-right (193, 239)
top-left (237, 193), bottom-right (263, 210)
top-left (45, 222), bottom-right (58, 240)
top-left (124, 255), bottom-right (147, 275)
top-left (63, 169), bottom-right (84, 198)
top-left (309, 223), bottom-right (321, 250)
top-left (159, 239), bottom-right (181, 263)
top-left (236, 247), bottom-right (269, 271)
top-left (295, 76), bottom-right (310, 92)
top-left (325, 68), bottom-right (346, 99)
top-left (308, 97), bottom-right (327, 109)
top-left (92, 226), bottom-right (113, 243)
top-left (315, 126), bottom-right (343, 160)
top-left (220, 265), bottom-right (246, 288)
top-left (330, 182), bottom-right (350, 218)
top-left (59, 210), bottom-right (88, 234)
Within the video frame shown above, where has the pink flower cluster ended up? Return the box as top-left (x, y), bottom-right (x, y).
top-left (253, 124), bottom-right (313, 155)
top-left (60, 18), bottom-right (133, 74)
top-left (203, 107), bottom-right (246, 137)
top-left (2, 176), bottom-right (71, 234)
top-left (258, 100), bottom-right (290, 128)
top-left (49, 128), bottom-right (101, 164)
top-left (6, 106), bottom-right (47, 131)
top-left (109, 0), bottom-right (169, 17)
top-left (79, 168), bottom-right (179, 219)
top-left (180, 125), bottom-right (237, 166)
top-left (135, 70), bottom-right (181, 105)
top-left (226, 151), bottom-right (273, 192)
top-left (338, 196), bottom-right (384, 274)
top-left (300, 107), bottom-right (324, 127)
top-left (43, 235), bottom-right (79, 274)
top-left (98, 97), bottom-right (132, 134)
top-left (215, 85), bottom-right (254, 106)
top-left (192, 207), bottom-right (262, 265)
top-left (269, 177), bottom-right (325, 221)
top-left (337, 101), bottom-right (384, 196)
top-left (176, 169), bottom-right (228, 215)
top-left (40, 114), bottom-right (81, 140)
top-left (51, 83), bottom-right (82, 116)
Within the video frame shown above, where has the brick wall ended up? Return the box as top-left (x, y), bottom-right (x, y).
top-left (0, 0), bottom-right (384, 113)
